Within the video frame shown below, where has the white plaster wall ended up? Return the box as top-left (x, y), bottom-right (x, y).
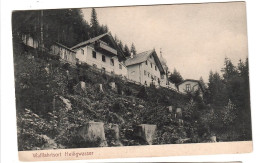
top-left (75, 45), bottom-right (127, 76)
top-left (140, 56), bottom-right (162, 86)
top-left (127, 64), bottom-right (141, 83)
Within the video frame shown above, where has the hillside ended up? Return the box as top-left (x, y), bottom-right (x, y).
top-left (14, 43), bottom-right (246, 151)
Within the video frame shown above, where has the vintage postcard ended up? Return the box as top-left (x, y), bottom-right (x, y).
top-left (12, 1), bottom-right (252, 161)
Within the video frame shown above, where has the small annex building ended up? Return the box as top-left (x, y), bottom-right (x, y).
top-left (125, 49), bottom-right (166, 86)
top-left (50, 42), bottom-right (77, 65)
top-left (21, 34), bottom-right (39, 49)
top-left (71, 33), bottom-right (127, 78)
top-left (176, 79), bottom-right (204, 97)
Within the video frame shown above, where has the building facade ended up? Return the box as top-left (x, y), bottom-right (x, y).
top-left (125, 50), bottom-right (166, 86)
top-left (176, 79), bottom-right (204, 97)
top-left (71, 33), bottom-right (127, 78)
top-left (50, 42), bottom-right (77, 65)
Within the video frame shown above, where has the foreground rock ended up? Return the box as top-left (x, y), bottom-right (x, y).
top-left (109, 82), bottom-right (116, 90)
top-left (80, 81), bottom-right (86, 91)
top-left (53, 95), bottom-right (72, 111)
top-left (134, 124), bottom-right (157, 145)
top-left (107, 124), bottom-right (123, 146)
top-left (78, 122), bottom-right (108, 147)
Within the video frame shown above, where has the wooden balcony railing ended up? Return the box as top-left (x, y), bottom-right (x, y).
top-left (96, 42), bottom-right (117, 56)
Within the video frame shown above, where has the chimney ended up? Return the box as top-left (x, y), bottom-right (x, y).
top-left (130, 52), bottom-right (134, 58)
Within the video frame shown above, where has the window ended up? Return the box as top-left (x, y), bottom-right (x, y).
top-left (145, 61), bottom-right (148, 65)
top-left (102, 67), bottom-right (106, 72)
top-left (119, 64), bottom-right (122, 69)
top-left (81, 49), bottom-right (84, 55)
top-left (151, 63), bottom-right (153, 68)
top-left (102, 55), bottom-right (106, 62)
top-left (186, 84), bottom-right (191, 91)
top-left (148, 73), bottom-right (150, 77)
top-left (155, 66), bottom-right (157, 71)
top-left (144, 70), bottom-right (147, 75)
top-left (110, 59), bottom-right (114, 66)
top-left (151, 75), bottom-right (153, 79)
top-left (92, 51), bottom-right (96, 58)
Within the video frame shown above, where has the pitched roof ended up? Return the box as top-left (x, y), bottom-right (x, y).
top-left (54, 42), bottom-right (76, 53)
top-left (124, 50), bottom-right (165, 74)
top-left (70, 32), bottom-right (125, 60)
top-left (71, 33), bottom-right (108, 50)
top-left (124, 50), bottom-right (153, 66)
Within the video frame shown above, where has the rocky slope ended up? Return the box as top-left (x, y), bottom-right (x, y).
top-left (14, 44), bottom-right (224, 151)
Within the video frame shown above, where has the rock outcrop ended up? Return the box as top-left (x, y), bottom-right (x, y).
top-left (78, 122), bottom-right (108, 147)
top-left (134, 124), bottom-right (157, 145)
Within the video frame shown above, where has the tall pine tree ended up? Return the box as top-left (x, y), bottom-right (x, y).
top-left (168, 68), bottom-right (183, 84)
top-left (130, 43), bottom-right (137, 55)
top-left (123, 44), bottom-right (131, 57)
top-left (90, 8), bottom-right (100, 37)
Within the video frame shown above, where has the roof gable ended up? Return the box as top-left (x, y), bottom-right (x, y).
top-left (150, 51), bottom-right (165, 74)
top-left (53, 42), bottom-right (76, 53)
top-left (125, 50), bottom-right (165, 74)
top-left (70, 33), bottom-right (125, 60)
top-left (176, 79), bottom-right (205, 92)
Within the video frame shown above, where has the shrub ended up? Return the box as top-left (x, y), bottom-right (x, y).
top-left (137, 86), bottom-right (148, 99)
top-left (62, 63), bottom-right (71, 70)
top-left (124, 87), bottom-right (133, 96)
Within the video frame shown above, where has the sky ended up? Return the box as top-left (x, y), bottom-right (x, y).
top-left (82, 2), bottom-right (248, 82)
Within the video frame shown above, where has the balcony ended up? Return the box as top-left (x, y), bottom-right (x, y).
top-left (95, 41), bottom-right (117, 56)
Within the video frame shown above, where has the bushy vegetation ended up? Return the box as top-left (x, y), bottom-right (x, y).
top-left (203, 57), bottom-right (252, 141)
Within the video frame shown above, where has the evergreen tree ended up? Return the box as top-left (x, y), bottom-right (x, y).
top-left (130, 43), bottom-right (137, 55)
top-left (90, 8), bottom-right (100, 37)
top-left (168, 68), bottom-right (183, 84)
top-left (117, 40), bottom-right (123, 52)
top-left (12, 9), bottom-right (93, 48)
top-left (199, 76), bottom-right (207, 90)
top-left (123, 44), bottom-right (131, 57)
top-left (207, 71), bottom-right (228, 107)
top-left (99, 24), bottom-right (109, 34)
top-left (114, 34), bottom-right (119, 44)
top-left (221, 57), bottom-right (238, 82)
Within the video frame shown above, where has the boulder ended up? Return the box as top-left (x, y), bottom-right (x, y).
top-left (80, 81), bottom-right (86, 90)
top-left (176, 108), bottom-right (182, 119)
top-left (168, 106), bottom-right (173, 112)
top-left (53, 95), bottom-right (72, 111)
top-left (178, 119), bottom-right (184, 125)
top-left (44, 67), bottom-right (50, 74)
top-left (134, 124), bottom-right (157, 145)
top-left (27, 54), bottom-right (34, 60)
top-left (78, 122), bottom-right (108, 147)
top-left (109, 82), bottom-right (116, 90)
top-left (110, 124), bottom-right (123, 146)
top-left (138, 104), bottom-right (145, 109)
top-left (40, 135), bottom-right (60, 150)
top-left (175, 138), bottom-right (191, 144)
top-left (99, 84), bottom-right (104, 92)
top-left (210, 136), bottom-right (217, 142)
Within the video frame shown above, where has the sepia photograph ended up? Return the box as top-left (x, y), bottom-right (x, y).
top-left (11, 1), bottom-right (252, 161)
